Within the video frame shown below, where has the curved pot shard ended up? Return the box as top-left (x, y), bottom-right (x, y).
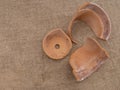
top-left (68, 2), bottom-right (111, 43)
top-left (43, 28), bottom-right (72, 60)
top-left (69, 38), bottom-right (109, 81)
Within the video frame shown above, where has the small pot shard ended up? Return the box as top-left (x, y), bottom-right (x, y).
top-left (69, 38), bottom-right (109, 81)
top-left (43, 29), bottom-right (72, 60)
top-left (68, 2), bottom-right (111, 43)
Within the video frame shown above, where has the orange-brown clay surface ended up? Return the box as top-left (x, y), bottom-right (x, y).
top-left (69, 38), bottom-right (109, 81)
top-left (68, 2), bottom-right (111, 43)
top-left (43, 29), bottom-right (72, 60)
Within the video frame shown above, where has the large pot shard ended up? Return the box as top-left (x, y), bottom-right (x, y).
top-left (69, 37), bottom-right (109, 81)
top-left (43, 28), bottom-right (72, 60)
top-left (68, 2), bottom-right (111, 43)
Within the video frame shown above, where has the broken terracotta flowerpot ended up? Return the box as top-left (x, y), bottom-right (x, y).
top-left (68, 2), bottom-right (111, 43)
top-left (69, 37), bottom-right (109, 81)
top-left (43, 28), bottom-right (72, 60)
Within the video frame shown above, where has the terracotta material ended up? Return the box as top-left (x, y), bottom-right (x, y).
top-left (68, 2), bottom-right (111, 43)
top-left (69, 37), bottom-right (109, 81)
top-left (43, 28), bottom-right (72, 60)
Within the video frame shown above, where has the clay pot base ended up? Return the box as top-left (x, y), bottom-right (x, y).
top-left (43, 29), bottom-right (72, 60)
top-left (69, 37), bottom-right (109, 81)
top-left (68, 2), bottom-right (111, 43)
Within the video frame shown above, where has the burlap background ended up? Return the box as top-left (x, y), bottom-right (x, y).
top-left (0, 0), bottom-right (119, 90)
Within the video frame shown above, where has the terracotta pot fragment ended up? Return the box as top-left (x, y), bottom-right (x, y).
top-left (68, 2), bottom-right (111, 43)
top-left (43, 28), bottom-right (72, 60)
top-left (69, 37), bottom-right (109, 81)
